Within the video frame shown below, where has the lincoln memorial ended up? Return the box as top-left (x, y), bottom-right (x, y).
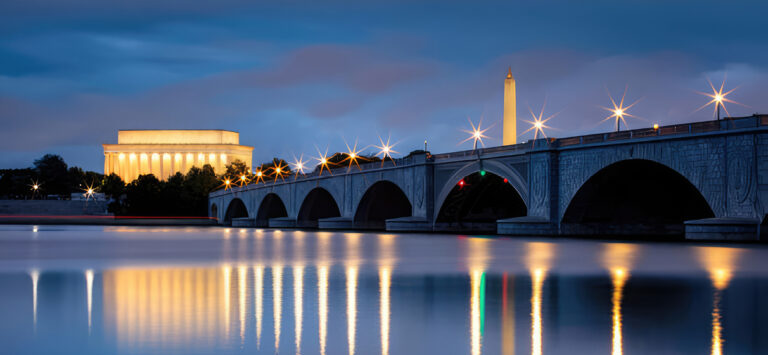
top-left (103, 130), bottom-right (253, 182)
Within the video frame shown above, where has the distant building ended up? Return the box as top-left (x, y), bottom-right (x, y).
top-left (103, 130), bottom-right (253, 182)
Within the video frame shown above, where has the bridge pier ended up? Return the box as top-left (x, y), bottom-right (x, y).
top-left (497, 216), bottom-right (557, 235)
top-left (684, 217), bottom-right (761, 241)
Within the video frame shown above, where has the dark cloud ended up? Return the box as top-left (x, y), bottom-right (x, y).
top-left (1, 1), bottom-right (768, 170)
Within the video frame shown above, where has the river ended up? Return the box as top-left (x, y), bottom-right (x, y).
top-left (0, 225), bottom-right (766, 354)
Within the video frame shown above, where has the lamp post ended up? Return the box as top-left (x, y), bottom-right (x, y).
top-left (715, 94), bottom-right (723, 121)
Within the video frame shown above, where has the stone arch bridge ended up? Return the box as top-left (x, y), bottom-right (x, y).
top-left (210, 116), bottom-right (768, 240)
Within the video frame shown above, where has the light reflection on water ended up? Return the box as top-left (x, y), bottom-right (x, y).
top-left (2, 226), bottom-right (768, 355)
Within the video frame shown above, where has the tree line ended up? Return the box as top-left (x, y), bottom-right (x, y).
top-left (0, 150), bottom-right (429, 217)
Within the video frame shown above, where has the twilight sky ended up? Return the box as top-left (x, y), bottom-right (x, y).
top-left (1, 0), bottom-right (767, 172)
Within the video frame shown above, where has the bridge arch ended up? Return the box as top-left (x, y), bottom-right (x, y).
top-left (561, 159), bottom-right (715, 235)
top-left (354, 180), bottom-right (412, 229)
top-left (297, 187), bottom-right (341, 227)
top-left (223, 198), bottom-right (248, 225)
top-left (435, 170), bottom-right (527, 232)
top-left (256, 193), bottom-right (288, 226)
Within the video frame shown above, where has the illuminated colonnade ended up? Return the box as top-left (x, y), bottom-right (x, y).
top-left (103, 130), bottom-right (253, 182)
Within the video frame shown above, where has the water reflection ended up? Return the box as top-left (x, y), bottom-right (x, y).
top-left (294, 232), bottom-right (305, 354)
top-left (85, 269), bottom-right (94, 334)
top-left (346, 234), bottom-right (361, 355)
top-left (237, 265), bottom-right (247, 345)
top-left (602, 243), bottom-right (639, 355)
top-left (104, 268), bottom-right (231, 349)
top-left (317, 232), bottom-right (331, 355)
top-left (696, 247), bottom-right (744, 355)
top-left (467, 237), bottom-right (490, 355)
top-left (294, 265), bottom-right (304, 354)
top-left (7, 228), bottom-right (768, 355)
top-left (317, 266), bottom-right (329, 355)
top-left (379, 234), bottom-right (396, 355)
top-left (526, 242), bottom-right (555, 355)
top-left (273, 266), bottom-right (283, 352)
top-left (253, 265), bottom-right (264, 349)
top-left (610, 268), bottom-right (628, 355)
top-left (470, 269), bottom-right (486, 355)
top-left (502, 274), bottom-right (515, 355)
top-left (223, 266), bottom-right (231, 340)
top-left (30, 269), bottom-right (39, 331)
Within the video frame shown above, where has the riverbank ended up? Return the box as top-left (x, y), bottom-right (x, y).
top-left (0, 216), bottom-right (217, 226)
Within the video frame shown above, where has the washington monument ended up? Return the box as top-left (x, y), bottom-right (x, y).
top-left (503, 67), bottom-right (517, 145)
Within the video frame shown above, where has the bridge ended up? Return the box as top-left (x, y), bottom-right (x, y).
top-left (209, 115), bottom-right (768, 240)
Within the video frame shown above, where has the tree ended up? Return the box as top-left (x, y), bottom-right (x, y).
top-left (184, 164), bottom-right (219, 215)
top-left (124, 174), bottom-right (163, 215)
top-left (34, 154), bottom-right (68, 195)
top-left (224, 160), bottom-right (251, 178)
top-left (100, 173), bottom-right (125, 200)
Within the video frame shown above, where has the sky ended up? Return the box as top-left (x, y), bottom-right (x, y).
top-left (1, 0), bottom-right (767, 172)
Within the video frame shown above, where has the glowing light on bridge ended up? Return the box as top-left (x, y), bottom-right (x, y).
top-left (374, 135), bottom-right (399, 166)
top-left (601, 86), bottom-right (641, 132)
top-left (254, 169), bottom-right (265, 184)
top-left (222, 178), bottom-right (233, 191)
top-left (315, 146), bottom-right (333, 176)
top-left (271, 160), bottom-right (289, 182)
top-left (695, 76), bottom-right (744, 121)
top-left (291, 154), bottom-right (307, 179)
top-left (460, 117), bottom-right (491, 150)
top-left (342, 139), bottom-right (364, 171)
top-left (238, 174), bottom-right (249, 187)
top-left (522, 100), bottom-right (558, 140)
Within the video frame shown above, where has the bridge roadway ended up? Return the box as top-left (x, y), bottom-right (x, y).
top-left (209, 115), bottom-right (768, 240)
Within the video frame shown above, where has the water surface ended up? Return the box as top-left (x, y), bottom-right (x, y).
top-left (0, 225), bottom-right (766, 354)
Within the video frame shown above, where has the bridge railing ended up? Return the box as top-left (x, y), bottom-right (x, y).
top-left (424, 115), bottom-right (767, 159)
top-left (550, 115), bottom-right (767, 149)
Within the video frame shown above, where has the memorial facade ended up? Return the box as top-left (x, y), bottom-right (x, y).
top-left (103, 130), bottom-right (253, 182)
